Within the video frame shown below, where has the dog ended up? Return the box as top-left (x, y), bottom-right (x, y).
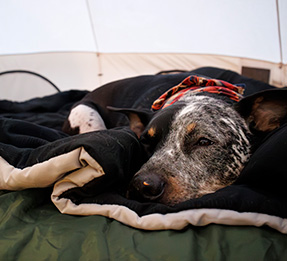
top-left (63, 67), bottom-right (287, 206)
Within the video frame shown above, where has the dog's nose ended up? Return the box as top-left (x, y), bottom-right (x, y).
top-left (127, 173), bottom-right (165, 202)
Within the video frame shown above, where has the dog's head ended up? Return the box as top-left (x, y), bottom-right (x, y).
top-left (113, 88), bottom-right (287, 206)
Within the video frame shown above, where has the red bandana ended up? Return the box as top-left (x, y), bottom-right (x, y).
top-left (152, 75), bottom-right (245, 111)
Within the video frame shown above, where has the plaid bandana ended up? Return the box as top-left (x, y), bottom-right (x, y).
top-left (152, 75), bottom-right (245, 111)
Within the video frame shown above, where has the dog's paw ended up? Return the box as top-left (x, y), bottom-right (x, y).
top-left (64, 104), bottom-right (106, 134)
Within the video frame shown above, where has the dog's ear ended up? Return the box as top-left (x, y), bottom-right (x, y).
top-left (107, 106), bottom-right (155, 138)
top-left (235, 88), bottom-right (287, 132)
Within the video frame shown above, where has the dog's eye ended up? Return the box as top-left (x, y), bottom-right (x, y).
top-left (182, 135), bottom-right (214, 154)
top-left (196, 138), bottom-right (214, 146)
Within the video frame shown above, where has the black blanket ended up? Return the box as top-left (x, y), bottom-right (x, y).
top-left (0, 70), bottom-right (287, 233)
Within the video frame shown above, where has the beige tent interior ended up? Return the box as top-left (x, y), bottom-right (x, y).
top-left (0, 0), bottom-right (286, 101)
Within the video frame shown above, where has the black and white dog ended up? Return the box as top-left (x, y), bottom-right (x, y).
top-left (63, 67), bottom-right (287, 206)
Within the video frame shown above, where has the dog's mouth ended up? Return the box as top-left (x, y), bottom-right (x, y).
top-left (126, 173), bottom-right (218, 206)
top-left (126, 173), bottom-right (166, 203)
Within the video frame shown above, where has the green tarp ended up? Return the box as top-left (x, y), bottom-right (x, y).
top-left (1, 189), bottom-right (286, 260)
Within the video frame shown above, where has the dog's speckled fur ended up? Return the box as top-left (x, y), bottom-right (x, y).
top-left (131, 93), bottom-right (251, 205)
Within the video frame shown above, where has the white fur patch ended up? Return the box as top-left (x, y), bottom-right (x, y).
top-left (68, 104), bottom-right (106, 134)
top-left (177, 96), bottom-right (208, 117)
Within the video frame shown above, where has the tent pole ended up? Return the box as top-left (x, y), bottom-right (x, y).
top-left (276, 0), bottom-right (283, 69)
top-left (85, 0), bottom-right (103, 84)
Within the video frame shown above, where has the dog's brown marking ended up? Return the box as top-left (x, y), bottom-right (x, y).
top-left (186, 122), bottom-right (196, 134)
top-left (148, 127), bottom-right (156, 137)
top-left (250, 96), bottom-right (287, 132)
top-left (164, 176), bottom-right (190, 205)
top-left (129, 114), bottom-right (145, 138)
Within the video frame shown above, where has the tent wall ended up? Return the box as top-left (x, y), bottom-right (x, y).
top-left (0, 52), bottom-right (286, 101)
top-left (0, 0), bottom-right (286, 101)
top-left (1, 0), bottom-right (285, 62)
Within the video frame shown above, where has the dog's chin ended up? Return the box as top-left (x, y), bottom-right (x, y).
top-left (156, 194), bottom-right (193, 206)
top-left (126, 177), bottom-right (223, 206)
top-left (156, 187), bottom-right (222, 206)
top-left (146, 190), bottom-right (195, 206)
top-left (127, 189), bottom-right (214, 206)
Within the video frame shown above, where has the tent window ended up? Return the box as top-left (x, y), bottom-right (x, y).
top-left (241, 67), bottom-right (270, 84)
